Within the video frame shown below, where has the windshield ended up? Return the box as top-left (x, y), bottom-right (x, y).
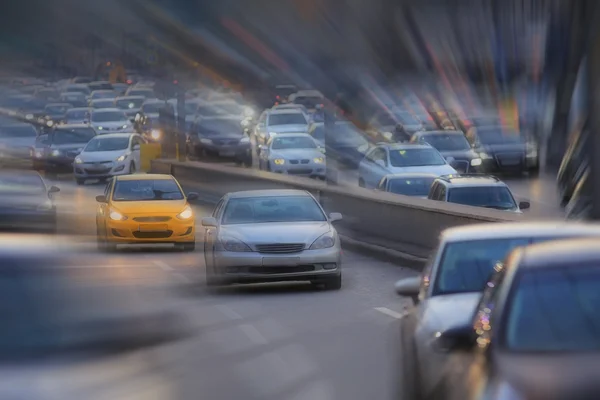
top-left (448, 186), bottom-right (517, 210)
top-left (329, 124), bottom-right (369, 146)
top-left (45, 105), bottom-right (69, 114)
top-left (0, 125), bottom-right (37, 138)
top-left (272, 136), bottom-right (316, 150)
top-left (503, 265), bottom-right (600, 352)
top-left (389, 148), bottom-right (446, 167)
top-left (197, 119), bottom-right (242, 136)
top-left (112, 179), bottom-right (184, 201)
top-left (92, 100), bottom-right (114, 108)
top-left (52, 128), bottom-right (95, 144)
top-left (293, 96), bottom-right (322, 109)
top-left (422, 134), bottom-right (470, 151)
top-left (91, 111), bottom-right (127, 122)
top-left (185, 103), bottom-right (199, 115)
top-left (61, 94), bottom-right (84, 103)
top-left (37, 90), bottom-right (58, 99)
top-left (269, 113), bottom-right (307, 126)
top-left (84, 137), bottom-right (129, 152)
top-left (0, 173), bottom-right (45, 194)
top-left (387, 177), bottom-right (435, 196)
top-left (116, 98), bottom-right (144, 109)
top-left (142, 103), bottom-right (163, 114)
top-left (91, 91), bottom-right (115, 99)
top-left (478, 130), bottom-right (525, 145)
top-left (65, 86), bottom-right (89, 94)
top-left (222, 195), bottom-right (326, 224)
top-left (66, 109), bottom-right (89, 119)
top-left (129, 89), bottom-right (154, 98)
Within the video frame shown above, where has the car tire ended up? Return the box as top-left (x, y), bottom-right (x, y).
top-left (358, 178), bottom-right (366, 188)
top-left (178, 242), bottom-right (196, 251)
top-left (324, 274), bottom-right (342, 290)
top-left (76, 178), bottom-right (85, 185)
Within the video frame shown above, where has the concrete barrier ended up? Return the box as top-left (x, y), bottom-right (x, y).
top-left (151, 159), bottom-right (521, 265)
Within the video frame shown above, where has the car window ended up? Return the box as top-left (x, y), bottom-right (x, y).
top-left (36, 134), bottom-right (49, 145)
top-left (387, 177), bottom-right (435, 196)
top-left (271, 136), bottom-right (316, 150)
top-left (52, 128), bottom-right (96, 144)
top-left (472, 262), bottom-right (507, 346)
top-left (447, 186), bottom-right (517, 211)
top-left (213, 199), bottom-right (224, 218)
top-left (85, 137), bottom-right (129, 152)
top-left (421, 134), bottom-right (470, 151)
top-left (438, 186), bottom-right (447, 201)
top-left (378, 178), bottom-right (387, 190)
top-left (91, 111), bottom-right (127, 122)
top-left (65, 109), bottom-right (90, 119)
top-left (116, 98), bottom-right (144, 110)
top-left (0, 172), bottom-right (46, 194)
top-left (112, 179), bottom-right (184, 201)
top-left (268, 113), bottom-right (307, 126)
top-left (0, 124), bottom-right (38, 138)
top-left (222, 195), bottom-right (327, 225)
top-left (389, 148), bottom-right (446, 167)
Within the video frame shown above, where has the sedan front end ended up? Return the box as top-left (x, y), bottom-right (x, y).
top-left (73, 156), bottom-right (131, 181)
top-left (191, 136), bottom-right (252, 163)
top-left (268, 155), bottom-right (326, 178)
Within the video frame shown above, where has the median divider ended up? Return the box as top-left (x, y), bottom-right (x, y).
top-left (151, 159), bottom-right (521, 268)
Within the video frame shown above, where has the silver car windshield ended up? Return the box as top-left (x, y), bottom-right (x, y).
top-left (222, 196), bottom-right (326, 225)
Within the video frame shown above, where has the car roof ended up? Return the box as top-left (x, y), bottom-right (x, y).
top-left (91, 89), bottom-right (114, 93)
top-left (91, 108), bottom-right (122, 113)
top-left (55, 124), bottom-right (94, 129)
top-left (436, 175), bottom-right (506, 187)
top-left (384, 173), bottom-right (439, 180)
top-left (518, 238), bottom-right (600, 269)
top-left (227, 189), bottom-right (311, 199)
top-left (115, 173), bottom-right (173, 181)
top-left (46, 103), bottom-right (71, 107)
top-left (66, 107), bottom-right (91, 111)
top-left (269, 109), bottom-right (305, 115)
top-left (91, 132), bottom-right (134, 139)
top-left (116, 96), bottom-right (145, 100)
top-left (442, 222), bottom-right (600, 243)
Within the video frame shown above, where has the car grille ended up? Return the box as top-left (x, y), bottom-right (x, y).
top-left (288, 169), bottom-right (313, 175)
top-left (214, 139), bottom-right (239, 145)
top-left (132, 230), bottom-right (173, 239)
top-left (255, 243), bottom-right (305, 253)
top-left (289, 159), bottom-right (310, 164)
top-left (495, 152), bottom-right (524, 167)
top-left (84, 168), bottom-right (111, 174)
top-left (247, 266), bottom-right (315, 274)
top-left (133, 216), bottom-right (171, 222)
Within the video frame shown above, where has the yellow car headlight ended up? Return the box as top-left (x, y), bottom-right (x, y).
top-left (313, 157), bottom-right (324, 164)
top-left (177, 205), bottom-right (193, 220)
top-left (274, 158), bottom-right (285, 165)
top-left (109, 209), bottom-right (127, 221)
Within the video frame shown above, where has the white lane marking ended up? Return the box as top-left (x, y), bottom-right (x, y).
top-left (374, 307), bottom-right (403, 319)
top-left (239, 324), bottom-right (269, 345)
top-left (214, 304), bottom-right (243, 320)
top-left (152, 259), bottom-right (174, 272)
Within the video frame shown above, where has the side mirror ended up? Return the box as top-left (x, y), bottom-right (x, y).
top-left (132, 144), bottom-right (140, 151)
top-left (433, 324), bottom-right (475, 353)
top-left (95, 195), bottom-right (107, 203)
top-left (201, 217), bottom-right (217, 227)
top-left (48, 186), bottom-right (60, 194)
top-left (519, 201), bottom-right (530, 210)
top-left (375, 159), bottom-right (386, 168)
top-left (329, 212), bottom-right (342, 222)
top-left (187, 192), bottom-right (199, 201)
top-left (395, 276), bottom-right (421, 304)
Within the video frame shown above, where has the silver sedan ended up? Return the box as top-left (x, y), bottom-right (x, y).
top-left (257, 133), bottom-right (326, 178)
top-left (201, 189), bottom-right (342, 289)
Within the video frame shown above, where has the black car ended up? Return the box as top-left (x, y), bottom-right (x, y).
top-left (32, 124), bottom-right (96, 172)
top-left (465, 126), bottom-right (539, 175)
top-left (186, 116), bottom-right (252, 166)
top-left (59, 92), bottom-right (88, 108)
top-left (43, 103), bottom-right (72, 125)
top-left (309, 121), bottom-right (370, 168)
top-left (410, 130), bottom-right (484, 173)
top-left (0, 170), bottom-right (59, 233)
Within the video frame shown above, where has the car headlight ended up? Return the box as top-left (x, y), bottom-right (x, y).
top-left (470, 158), bottom-right (482, 166)
top-left (150, 129), bottom-right (161, 140)
top-left (46, 120), bottom-right (54, 127)
top-left (527, 147), bottom-right (537, 157)
top-left (34, 150), bottom-right (44, 158)
top-left (25, 114), bottom-right (34, 120)
top-left (200, 138), bottom-right (212, 145)
top-left (116, 154), bottom-right (127, 162)
top-left (37, 199), bottom-right (53, 211)
top-left (479, 152), bottom-right (493, 159)
top-left (97, 126), bottom-right (103, 130)
top-left (121, 124), bottom-right (129, 129)
top-left (109, 209), bottom-right (127, 221)
top-left (221, 237), bottom-right (252, 252)
top-left (240, 136), bottom-right (250, 143)
top-left (310, 232), bottom-right (335, 250)
top-left (74, 156), bottom-right (83, 164)
top-left (273, 158), bottom-right (285, 165)
top-left (313, 157), bottom-right (324, 164)
top-left (176, 205), bottom-right (193, 220)
top-left (51, 149), bottom-right (61, 157)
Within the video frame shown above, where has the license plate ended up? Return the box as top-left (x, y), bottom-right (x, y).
top-left (139, 224), bottom-right (168, 232)
top-left (219, 150), bottom-right (236, 157)
top-left (262, 257), bottom-right (300, 267)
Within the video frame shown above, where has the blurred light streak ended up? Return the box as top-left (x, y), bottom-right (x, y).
top-left (221, 18), bottom-right (290, 72)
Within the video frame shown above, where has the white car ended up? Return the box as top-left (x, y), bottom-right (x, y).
top-left (254, 109), bottom-right (309, 149)
top-left (73, 133), bottom-right (145, 185)
top-left (201, 189), bottom-right (342, 289)
top-left (394, 222), bottom-right (600, 400)
top-left (258, 133), bottom-right (325, 179)
top-left (90, 108), bottom-right (134, 133)
top-left (358, 143), bottom-right (457, 188)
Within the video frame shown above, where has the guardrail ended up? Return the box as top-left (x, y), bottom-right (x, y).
top-left (151, 159), bottom-right (521, 266)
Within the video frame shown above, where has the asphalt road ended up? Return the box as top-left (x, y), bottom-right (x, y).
top-left (50, 175), bottom-right (417, 400)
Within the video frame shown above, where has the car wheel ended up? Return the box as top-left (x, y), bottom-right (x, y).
top-left (76, 178), bottom-right (85, 185)
top-left (358, 178), bottom-right (366, 188)
top-left (324, 274), bottom-right (342, 290)
top-left (178, 242), bottom-right (196, 252)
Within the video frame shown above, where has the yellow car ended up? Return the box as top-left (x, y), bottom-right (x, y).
top-left (95, 174), bottom-right (199, 252)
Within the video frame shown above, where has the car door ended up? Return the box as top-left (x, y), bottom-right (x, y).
top-left (376, 176), bottom-right (387, 191)
top-left (204, 198), bottom-right (224, 271)
top-left (131, 135), bottom-right (142, 169)
top-left (364, 147), bottom-right (389, 188)
top-left (96, 179), bottom-right (113, 236)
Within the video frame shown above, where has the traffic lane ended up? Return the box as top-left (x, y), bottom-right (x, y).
top-left (53, 175), bottom-right (418, 400)
top-left (335, 168), bottom-right (563, 219)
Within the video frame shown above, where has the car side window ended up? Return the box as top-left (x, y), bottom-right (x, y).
top-left (370, 148), bottom-right (386, 164)
top-left (212, 199), bottom-right (224, 218)
top-left (104, 178), bottom-right (114, 198)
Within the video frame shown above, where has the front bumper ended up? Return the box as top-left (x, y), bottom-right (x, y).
top-left (192, 142), bottom-right (251, 159)
top-left (481, 154), bottom-right (538, 172)
top-left (74, 161), bottom-right (129, 179)
top-left (270, 161), bottom-right (326, 177)
top-left (34, 155), bottom-right (76, 171)
top-left (211, 246), bottom-right (341, 282)
top-left (104, 217), bottom-right (195, 244)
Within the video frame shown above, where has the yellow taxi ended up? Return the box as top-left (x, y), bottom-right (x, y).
top-left (95, 174), bottom-right (198, 252)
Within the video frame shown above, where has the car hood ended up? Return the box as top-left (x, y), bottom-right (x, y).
top-left (387, 164), bottom-right (457, 175)
top-left (79, 150), bottom-right (127, 162)
top-left (437, 149), bottom-right (479, 159)
top-left (0, 137), bottom-right (36, 148)
top-left (268, 124), bottom-right (309, 133)
top-left (220, 221), bottom-right (331, 247)
top-left (419, 292), bottom-right (481, 333)
top-left (112, 200), bottom-right (187, 215)
top-left (91, 121), bottom-right (130, 128)
top-left (270, 148), bottom-right (323, 160)
top-left (51, 143), bottom-right (86, 152)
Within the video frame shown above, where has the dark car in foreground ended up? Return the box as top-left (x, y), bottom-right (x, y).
top-left (187, 116), bottom-right (252, 166)
top-left (32, 125), bottom-right (96, 172)
top-left (0, 170), bottom-right (59, 233)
